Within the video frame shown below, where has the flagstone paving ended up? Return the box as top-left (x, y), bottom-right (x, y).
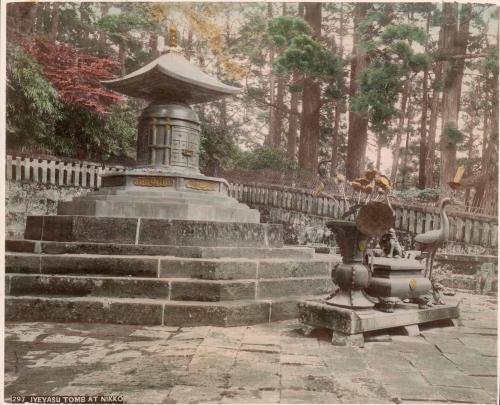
top-left (4, 292), bottom-right (497, 404)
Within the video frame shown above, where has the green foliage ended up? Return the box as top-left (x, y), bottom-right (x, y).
top-left (408, 53), bottom-right (432, 72)
top-left (380, 24), bottom-right (427, 45)
top-left (231, 146), bottom-right (297, 171)
top-left (97, 12), bottom-right (153, 43)
top-left (6, 45), bottom-right (63, 151)
top-left (44, 101), bottom-right (138, 160)
top-left (352, 61), bottom-right (402, 132)
top-left (443, 125), bottom-right (464, 145)
top-left (357, 11), bottom-right (393, 35)
top-left (268, 16), bottom-right (311, 48)
top-left (235, 10), bottom-right (270, 66)
top-left (272, 34), bottom-right (342, 80)
top-left (393, 187), bottom-right (442, 202)
top-left (485, 47), bottom-right (499, 74)
top-left (353, 16), bottom-right (430, 133)
top-left (199, 117), bottom-right (239, 173)
top-left (7, 44), bottom-right (137, 159)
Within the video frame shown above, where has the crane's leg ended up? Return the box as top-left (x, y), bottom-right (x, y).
top-left (429, 250), bottom-right (445, 305)
top-left (424, 250), bottom-right (431, 278)
top-left (428, 249), bottom-right (436, 280)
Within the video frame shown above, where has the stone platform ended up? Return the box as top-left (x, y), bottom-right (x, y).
top-left (23, 216), bottom-right (282, 247)
top-left (5, 229), bottom-right (338, 326)
top-left (299, 300), bottom-right (461, 347)
top-left (57, 171), bottom-right (260, 223)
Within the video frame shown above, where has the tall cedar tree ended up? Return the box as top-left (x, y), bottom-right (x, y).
top-left (298, 2), bottom-right (322, 173)
top-left (345, 3), bottom-right (370, 180)
top-left (439, 4), bottom-right (472, 190)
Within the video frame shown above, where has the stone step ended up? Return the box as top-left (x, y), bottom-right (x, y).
top-left (24, 216), bottom-right (283, 247)
top-left (7, 274), bottom-right (172, 299)
top-left (6, 271), bottom-right (332, 301)
top-left (5, 295), bottom-right (322, 326)
top-left (6, 240), bottom-right (317, 259)
top-left (57, 200), bottom-right (259, 223)
top-left (6, 253), bottom-right (334, 281)
top-left (72, 192), bottom-right (241, 205)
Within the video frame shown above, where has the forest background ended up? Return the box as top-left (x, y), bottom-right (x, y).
top-left (5, 1), bottom-right (499, 213)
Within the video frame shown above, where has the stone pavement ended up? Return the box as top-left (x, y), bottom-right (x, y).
top-left (4, 292), bottom-right (497, 404)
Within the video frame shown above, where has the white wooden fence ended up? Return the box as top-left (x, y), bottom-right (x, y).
top-left (6, 155), bottom-right (126, 188)
top-left (228, 182), bottom-right (498, 249)
top-left (5, 154), bottom-right (498, 249)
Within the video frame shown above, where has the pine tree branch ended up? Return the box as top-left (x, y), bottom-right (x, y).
top-left (435, 52), bottom-right (490, 61)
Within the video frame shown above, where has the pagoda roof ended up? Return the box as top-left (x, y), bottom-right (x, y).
top-left (102, 51), bottom-right (240, 104)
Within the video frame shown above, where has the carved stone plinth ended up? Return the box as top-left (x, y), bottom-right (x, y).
top-left (298, 299), bottom-right (460, 346)
top-left (58, 170), bottom-right (259, 223)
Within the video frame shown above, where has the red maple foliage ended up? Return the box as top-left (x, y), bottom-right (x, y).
top-left (23, 38), bottom-right (125, 113)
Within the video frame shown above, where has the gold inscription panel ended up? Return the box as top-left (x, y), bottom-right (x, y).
top-left (133, 176), bottom-right (174, 187)
top-left (185, 180), bottom-right (218, 191)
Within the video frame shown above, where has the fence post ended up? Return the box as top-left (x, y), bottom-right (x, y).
top-left (464, 218), bottom-right (472, 244)
top-left (15, 156), bottom-right (22, 181)
top-left (481, 222), bottom-right (491, 248)
top-left (490, 224), bottom-right (498, 248)
top-left (81, 164), bottom-right (88, 188)
top-left (57, 161), bottom-right (65, 186)
top-left (23, 157), bottom-right (31, 181)
top-left (454, 217), bottom-right (463, 243)
top-left (40, 159), bottom-right (48, 183)
top-left (32, 159), bottom-right (39, 182)
top-left (49, 160), bottom-right (56, 184)
top-left (6, 155), bottom-right (12, 180)
top-left (96, 166), bottom-right (103, 188)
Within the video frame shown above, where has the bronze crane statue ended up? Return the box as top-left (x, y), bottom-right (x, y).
top-left (414, 197), bottom-right (452, 303)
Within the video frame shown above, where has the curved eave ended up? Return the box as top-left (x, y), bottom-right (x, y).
top-left (102, 53), bottom-right (240, 104)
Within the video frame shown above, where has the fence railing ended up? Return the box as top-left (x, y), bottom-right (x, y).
top-left (6, 155), bottom-right (126, 188)
top-left (5, 154), bottom-right (498, 249)
top-left (228, 182), bottom-right (498, 249)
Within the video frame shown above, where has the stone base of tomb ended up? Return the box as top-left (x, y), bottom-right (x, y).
top-left (57, 170), bottom-right (260, 223)
top-left (298, 299), bottom-right (461, 347)
top-left (5, 216), bottom-right (338, 326)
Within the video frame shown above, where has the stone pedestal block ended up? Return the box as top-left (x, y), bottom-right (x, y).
top-left (58, 170), bottom-right (260, 223)
top-left (24, 216), bottom-right (283, 248)
top-left (298, 300), bottom-right (461, 346)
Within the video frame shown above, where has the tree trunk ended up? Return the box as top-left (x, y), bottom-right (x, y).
top-left (269, 3), bottom-right (288, 148)
top-left (330, 102), bottom-right (341, 176)
top-left (390, 80), bottom-right (410, 185)
top-left (48, 3), bottom-right (60, 42)
top-left (439, 3), bottom-right (471, 191)
top-left (330, 3), bottom-right (344, 177)
top-left (418, 68), bottom-right (429, 189)
top-left (118, 42), bottom-right (126, 75)
top-left (418, 12), bottom-right (431, 189)
top-left (185, 30), bottom-right (193, 60)
top-left (425, 65), bottom-right (443, 188)
top-left (287, 74), bottom-right (300, 162)
top-left (376, 140), bottom-right (382, 171)
top-left (346, 3), bottom-right (370, 180)
top-left (266, 3), bottom-right (278, 147)
top-left (464, 132), bottom-right (475, 208)
top-left (471, 64), bottom-right (498, 213)
top-left (298, 2), bottom-right (321, 173)
top-left (401, 124), bottom-right (411, 190)
top-left (149, 33), bottom-right (159, 58)
top-left (482, 109), bottom-right (489, 158)
top-left (273, 76), bottom-right (285, 147)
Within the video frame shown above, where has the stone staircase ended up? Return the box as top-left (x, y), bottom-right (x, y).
top-left (5, 217), bottom-right (337, 327)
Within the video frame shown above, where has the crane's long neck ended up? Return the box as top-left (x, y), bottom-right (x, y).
top-left (440, 204), bottom-right (450, 242)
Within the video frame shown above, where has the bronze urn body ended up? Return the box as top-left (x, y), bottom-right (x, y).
top-left (326, 220), bottom-right (375, 309)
